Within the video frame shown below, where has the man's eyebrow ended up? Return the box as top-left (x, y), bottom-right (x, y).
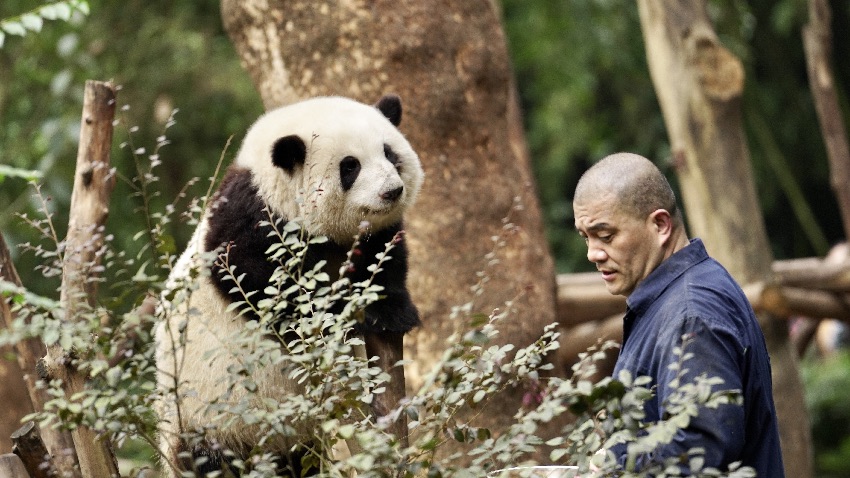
top-left (577, 222), bottom-right (614, 233)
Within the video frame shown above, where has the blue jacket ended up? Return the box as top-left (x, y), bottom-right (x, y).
top-left (613, 238), bottom-right (785, 476)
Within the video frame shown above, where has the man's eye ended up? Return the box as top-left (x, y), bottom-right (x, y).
top-left (599, 235), bottom-right (613, 243)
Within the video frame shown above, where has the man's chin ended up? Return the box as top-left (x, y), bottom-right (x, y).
top-left (604, 282), bottom-right (628, 297)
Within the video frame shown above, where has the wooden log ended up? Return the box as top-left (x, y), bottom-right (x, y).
top-left (11, 422), bottom-right (52, 478)
top-left (557, 253), bottom-right (850, 327)
top-left (556, 273), bottom-right (626, 326)
top-left (42, 80), bottom-right (119, 478)
top-left (744, 282), bottom-right (850, 321)
top-left (772, 255), bottom-right (850, 291)
top-left (0, 453), bottom-right (30, 478)
top-left (556, 314), bottom-right (622, 381)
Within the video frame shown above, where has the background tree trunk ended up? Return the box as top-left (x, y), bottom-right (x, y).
top-left (220, 0), bottom-right (557, 455)
top-left (637, 1), bottom-right (813, 476)
top-left (0, 352), bottom-right (32, 453)
top-left (0, 235), bottom-right (35, 452)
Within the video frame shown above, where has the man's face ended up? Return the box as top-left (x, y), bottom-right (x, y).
top-left (574, 191), bottom-right (665, 297)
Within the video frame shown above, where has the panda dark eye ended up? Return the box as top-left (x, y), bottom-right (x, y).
top-left (340, 156), bottom-right (361, 191)
top-left (384, 144), bottom-right (400, 168)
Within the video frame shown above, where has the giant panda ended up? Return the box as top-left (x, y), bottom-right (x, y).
top-left (155, 95), bottom-right (424, 477)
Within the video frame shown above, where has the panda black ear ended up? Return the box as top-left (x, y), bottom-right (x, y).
top-left (271, 135), bottom-right (307, 173)
top-left (375, 94), bottom-right (402, 127)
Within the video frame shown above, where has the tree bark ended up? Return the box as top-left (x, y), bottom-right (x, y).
top-left (43, 80), bottom-right (119, 478)
top-left (803, 0), bottom-right (850, 240)
top-left (0, 237), bottom-right (35, 453)
top-left (220, 0), bottom-right (557, 459)
top-left (1, 233), bottom-right (79, 477)
top-left (636, 2), bottom-right (813, 476)
top-left (0, 347), bottom-right (32, 453)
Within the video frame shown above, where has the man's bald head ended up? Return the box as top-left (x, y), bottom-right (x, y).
top-left (574, 152), bottom-right (681, 224)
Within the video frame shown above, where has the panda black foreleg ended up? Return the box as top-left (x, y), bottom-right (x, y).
top-left (176, 438), bottom-right (317, 477)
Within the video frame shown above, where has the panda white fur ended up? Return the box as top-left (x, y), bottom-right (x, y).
top-left (155, 95), bottom-right (423, 477)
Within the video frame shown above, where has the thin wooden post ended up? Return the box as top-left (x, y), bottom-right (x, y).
top-left (11, 422), bottom-right (52, 478)
top-left (364, 332), bottom-right (409, 449)
top-left (42, 80), bottom-right (119, 478)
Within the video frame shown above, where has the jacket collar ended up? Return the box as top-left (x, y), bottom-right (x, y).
top-left (625, 238), bottom-right (709, 317)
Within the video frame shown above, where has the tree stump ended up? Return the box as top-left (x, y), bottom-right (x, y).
top-left (0, 454), bottom-right (30, 478)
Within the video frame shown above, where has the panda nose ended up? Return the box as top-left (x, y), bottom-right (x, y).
top-left (381, 186), bottom-right (404, 202)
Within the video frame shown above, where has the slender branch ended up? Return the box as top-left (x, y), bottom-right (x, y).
top-left (747, 111), bottom-right (830, 255)
top-left (803, 0), bottom-right (850, 240)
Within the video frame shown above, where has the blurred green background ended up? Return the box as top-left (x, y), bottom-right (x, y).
top-left (1, 1), bottom-right (848, 476)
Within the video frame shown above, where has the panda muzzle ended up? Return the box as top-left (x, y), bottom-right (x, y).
top-left (380, 186), bottom-right (404, 202)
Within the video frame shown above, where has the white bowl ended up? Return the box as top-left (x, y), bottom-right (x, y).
top-left (487, 466), bottom-right (581, 478)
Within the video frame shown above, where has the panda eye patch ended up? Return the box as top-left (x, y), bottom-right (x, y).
top-left (384, 144), bottom-right (400, 166)
top-left (340, 156), bottom-right (361, 191)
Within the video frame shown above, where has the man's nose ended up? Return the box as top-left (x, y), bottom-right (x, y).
top-left (587, 244), bottom-right (607, 263)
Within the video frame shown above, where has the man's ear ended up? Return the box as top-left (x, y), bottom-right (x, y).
top-left (650, 209), bottom-right (674, 245)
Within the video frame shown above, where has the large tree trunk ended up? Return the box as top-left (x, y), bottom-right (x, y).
top-left (221, 0), bottom-right (557, 457)
top-left (637, 2), bottom-right (813, 477)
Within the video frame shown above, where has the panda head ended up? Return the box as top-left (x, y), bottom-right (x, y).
top-left (234, 95), bottom-right (424, 243)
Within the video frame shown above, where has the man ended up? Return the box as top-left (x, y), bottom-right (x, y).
top-left (573, 152), bottom-right (784, 476)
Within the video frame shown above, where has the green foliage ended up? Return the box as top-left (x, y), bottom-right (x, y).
top-left (0, 0), bottom-right (262, 299)
top-left (802, 351), bottom-right (850, 478)
top-left (0, 0), bottom-right (89, 48)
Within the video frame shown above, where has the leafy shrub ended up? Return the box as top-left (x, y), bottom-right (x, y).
top-left (1, 117), bottom-right (757, 478)
top-left (802, 350), bottom-right (850, 478)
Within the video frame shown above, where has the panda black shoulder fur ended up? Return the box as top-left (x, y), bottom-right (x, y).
top-left (155, 95), bottom-right (424, 477)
